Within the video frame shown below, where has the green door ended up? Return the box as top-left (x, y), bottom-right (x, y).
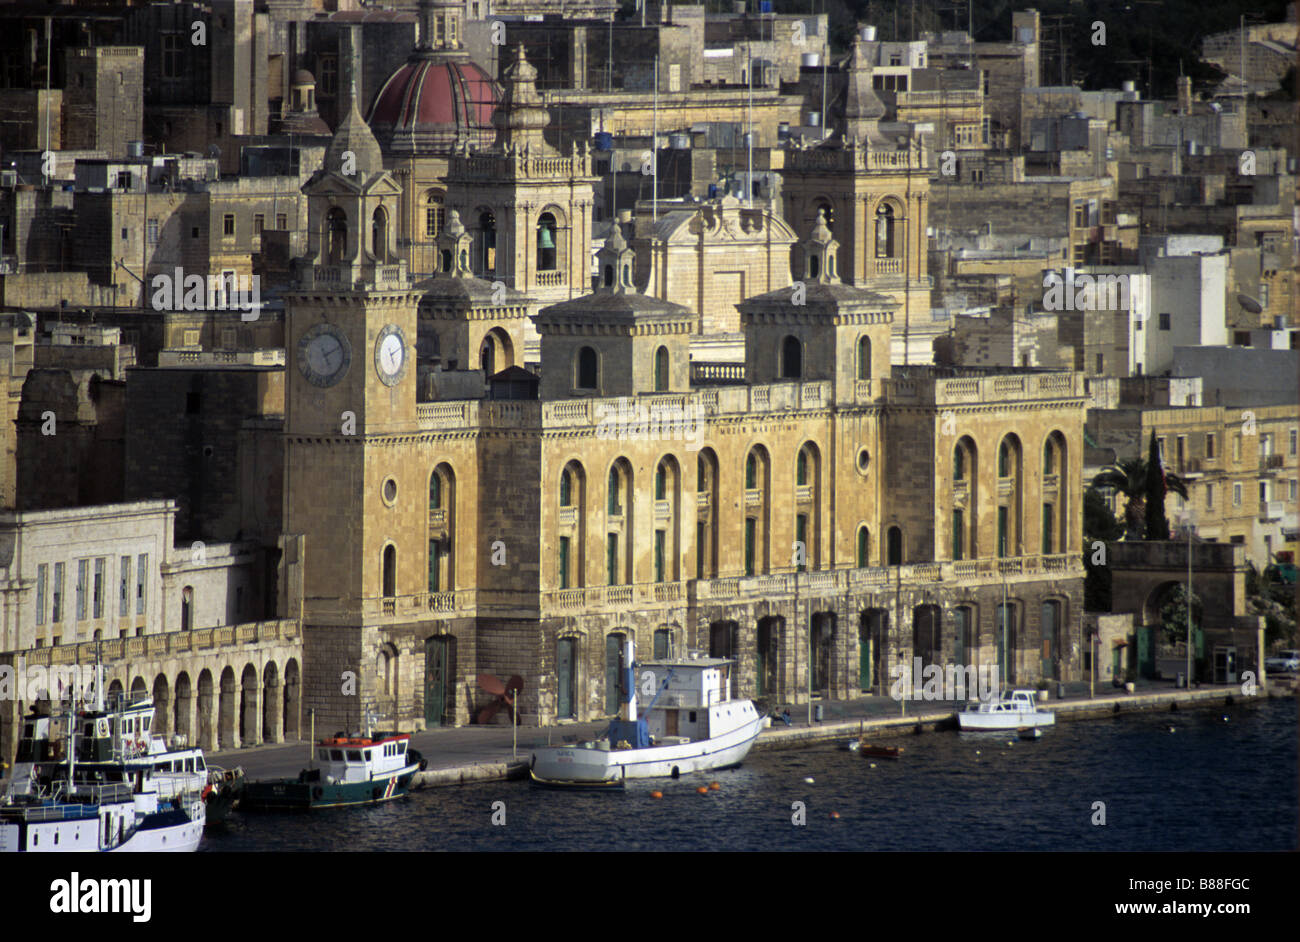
top-left (424, 636), bottom-right (447, 727)
top-left (605, 633), bottom-right (624, 714)
top-left (557, 638), bottom-right (575, 719)
top-left (1041, 601), bottom-right (1060, 680)
top-left (858, 616), bottom-right (872, 691)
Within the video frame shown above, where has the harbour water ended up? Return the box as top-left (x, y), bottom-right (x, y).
top-left (202, 698), bottom-right (1296, 852)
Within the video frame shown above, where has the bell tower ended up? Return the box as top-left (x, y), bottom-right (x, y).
top-left (445, 46), bottom-right (596, 310)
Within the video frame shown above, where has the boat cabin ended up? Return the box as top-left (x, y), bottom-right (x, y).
top-left (968, 689), bottom-right (1040, 713)
top-left (313, 735), bottom-right (413, 784)
top-left (636, 658), bottom-right (734, 744)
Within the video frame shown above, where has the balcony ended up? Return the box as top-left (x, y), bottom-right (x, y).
top-left (795, 485), bottom-right (812, 502)
top-left (362, 592), bottom-right (473, 621)
top-left (428, 508), bottom-right (447, 529)
top-left (1260, 454), bottom-right (1284, 472)
top-left (557, 506), bottom-right (578, 527)
top-left (874, 258), bottom-right (904, 276)
top-left (536, 270), bottom-right (565, 287)
top-left (654, 500), bottom-right (672, 522)
top-left (745, 489), bottom-right (763, 508)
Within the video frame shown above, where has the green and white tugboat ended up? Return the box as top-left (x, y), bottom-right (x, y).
top-left (240, 730), bottom-right (425, 812)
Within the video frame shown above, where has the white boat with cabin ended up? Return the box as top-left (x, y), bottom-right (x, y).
top-left (530, 645), bottom-right (764, 783)
top-left (956, 689), bottom-right (1056, 731)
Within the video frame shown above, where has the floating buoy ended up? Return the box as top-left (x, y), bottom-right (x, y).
top-left (708, 781), bottom-right (721, 791)
top-left (869, 762), bottom-right (877, 769)
top-left (1007, 741), bottom-right (1015, 747)
top-left (1222, 715), bottom-right (1230, 722)
top-left (975, 750), bottom-right (981, 756)
top-left (1169, 726), bottom-right (1176, 733)
top-left (650, 790), bottom-right (663, 799)
top-left (696, 785), bottom-right (709, 794)
top-left (829, 811), bottom-right (840, 820)
top-left (803, 777), bottom-right (815, 784)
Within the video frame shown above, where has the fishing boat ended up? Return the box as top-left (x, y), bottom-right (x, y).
top-left (530, 643), bottom-right (764, 783)
top-left (1, 692), bottom-right (205, 852)
top-left (956, 689), bottom-right (1056, 731)
top-left (239, 733), bottom-right (425, 811)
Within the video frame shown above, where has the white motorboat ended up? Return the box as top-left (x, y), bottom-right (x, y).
top-left (956, 689), bottom-right (1056, 731)
top-left (531, 644), bottom-right (764, 783)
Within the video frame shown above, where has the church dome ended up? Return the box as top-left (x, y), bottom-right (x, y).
top-left (367, 57), bottom-right (498, 156)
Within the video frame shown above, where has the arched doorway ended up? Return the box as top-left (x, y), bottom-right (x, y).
top-left (173, 672), bottom-right (192, 744)
top-left (196, 669), bottom-right (214, 751)
top-left (152, 674), bottom-right (170, 736)
top-left (262, 661), bottom-right (281, 743)
top-left (282, 660), bottom-right (300, 740)
top-left (756, 616), bottom-right (781, 697)
top-left (811, 612), bottom-right (835, 696)
top-left (556, 636), bottom-right (576, 719)
top-left (424, 635), bottom-right (455, 727)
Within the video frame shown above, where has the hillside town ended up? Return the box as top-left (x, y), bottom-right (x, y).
top-left (0, 0), bottom-right (1294, 775)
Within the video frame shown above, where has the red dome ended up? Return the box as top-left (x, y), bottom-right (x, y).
top-left (368, 56), bottom-right (498, 156)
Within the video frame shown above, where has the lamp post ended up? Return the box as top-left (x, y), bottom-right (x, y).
top-left (1185, 508), bottom-right (1196, 688)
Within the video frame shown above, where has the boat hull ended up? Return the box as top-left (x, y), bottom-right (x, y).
top-left (531, 713), bottom-right (764, 783)
top-left (239, 767), bottom-right (417, 811)
top-left (113, 807), bottom-right (206, 852)
top-left (957, 711), bottom-right (1056, 731)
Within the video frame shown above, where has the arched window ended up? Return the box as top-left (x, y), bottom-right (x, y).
top-left (480, 337), bottom-right (495, 376)
top-left (875, 203), bottom-right (896, 258)
top-left (607, 466), bottom-right (621, 515)
top-left (326, 207), bottom-right (347, 263)
top-left (999, 439), bottom-right (1012, 477)
top-left (1043, 439), bottom-right (1055, 474)
top-left (814, 201), bottom-right (833, 231)
top-left (428, 472), bottom-right (442, 511)
top-left (781, 335), bottom-right (803, 379)
top-left (621, 262), bottom-right (632, 287)
top-left (654, 346), bottom-right (669, 392)
top-left (857, 336), bottom-right (871, 380)
top-left (796, 449), bottom-right (808, 486)
top-left (809, 253), bottom-right (820, 279)
top-left (425, 190), bottom-right (444, 238)
top-left (478, 210), bottom-right (496, 274)
top-left (382, 545), bottom-right (396, 597)
top-left (559, 468), bottom-right (572, 506)
top-left (537, 212), bottom-right (557, 271)
top-left (857, 526), bottom-right (869, 568)
top-left (576, 346), bottom-right (598, 390)
top-left (439, 248), bottom-right (453, 272)
top-left (371, 207), bottom-right (388, 262)
top-left (745, 453), bottom-right (757, 489)
top-left (887, 526), bottom-right (903, 565)
top-left (655, 463), bottom-right (666, 500)
top-left (181, 586), bottom-right (193, 631)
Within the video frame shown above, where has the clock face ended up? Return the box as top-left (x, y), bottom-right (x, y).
top-left (375, 324), bottom-right (408, 386)
top-left (297, 324), bottom-right (351, 388)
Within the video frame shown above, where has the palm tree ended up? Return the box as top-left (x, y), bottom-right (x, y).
top-left (1091, 456), bottom-right (1188, 541)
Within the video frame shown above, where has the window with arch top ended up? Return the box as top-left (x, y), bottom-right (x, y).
top-left (780, 335), bottom-right (803, 380)
top-left (654, 346), bottom-right (669, 392)
top-left (576, 346), bottom-right (599, 391)
top-left (875, 203), bottom-right (896, 258)
top-left (857, 335), bottom-right (871, 380)
top-left (537, 212), bottom-right (557, 271)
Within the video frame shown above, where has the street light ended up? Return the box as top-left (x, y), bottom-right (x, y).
top-left (1185, 507), bottom-right (1196, 688)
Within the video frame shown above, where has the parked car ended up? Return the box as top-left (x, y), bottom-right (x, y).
top-left (1264, 650), bottom-right (1300, 673)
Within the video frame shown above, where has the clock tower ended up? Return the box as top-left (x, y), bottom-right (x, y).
top-left (282, 46), bottom-right (426, 734)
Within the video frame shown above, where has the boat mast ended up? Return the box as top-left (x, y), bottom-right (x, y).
top-left (623, 637), bottom-right (637, 722)
top-left (1001, 574), bottom-right (1008, 694)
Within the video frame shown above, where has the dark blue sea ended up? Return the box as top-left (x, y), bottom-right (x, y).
top-left (201, 697), bottom-right (1296, 852)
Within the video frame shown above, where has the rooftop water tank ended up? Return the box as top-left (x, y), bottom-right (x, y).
top-left (861, 26), bottom-right (878, 41)
top-left (801, 52), bottom-right (820, 68)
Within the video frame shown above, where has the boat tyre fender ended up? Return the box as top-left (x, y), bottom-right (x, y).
top-left (419, 757), bottom-right (428, 771)
top-left (312, 786), bottom-right (323, 800)
top-left (372, 786), bottom-right (383, 800)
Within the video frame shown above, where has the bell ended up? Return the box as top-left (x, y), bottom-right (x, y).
top-left (538, 226), bottom-right (555, 249)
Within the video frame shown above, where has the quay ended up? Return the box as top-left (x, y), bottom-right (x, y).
top-left (208, 680), bottom-right (1295, 792)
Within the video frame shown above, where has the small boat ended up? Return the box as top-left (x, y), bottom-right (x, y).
top-left (531, 643), bottom-right (764, 784)
top-left (528, 771), bottom-right (625, 791)
top-left (857, 742), bottom-right (903, 759)
top-left (239, 733), bottom-right (425, 811)
top-left (1018, 727), bottom-right (1043, 741)
top-left (957, 689), bottom-right (1056, 732)
top-left (202, 766), bottom-right (243, 824)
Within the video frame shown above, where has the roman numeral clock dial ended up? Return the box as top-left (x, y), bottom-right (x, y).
top-left (375, 323), bottom-right (408, 387)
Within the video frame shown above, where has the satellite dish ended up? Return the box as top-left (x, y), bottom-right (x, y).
top-left (1236, 293), bottom-right (1263, 314)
